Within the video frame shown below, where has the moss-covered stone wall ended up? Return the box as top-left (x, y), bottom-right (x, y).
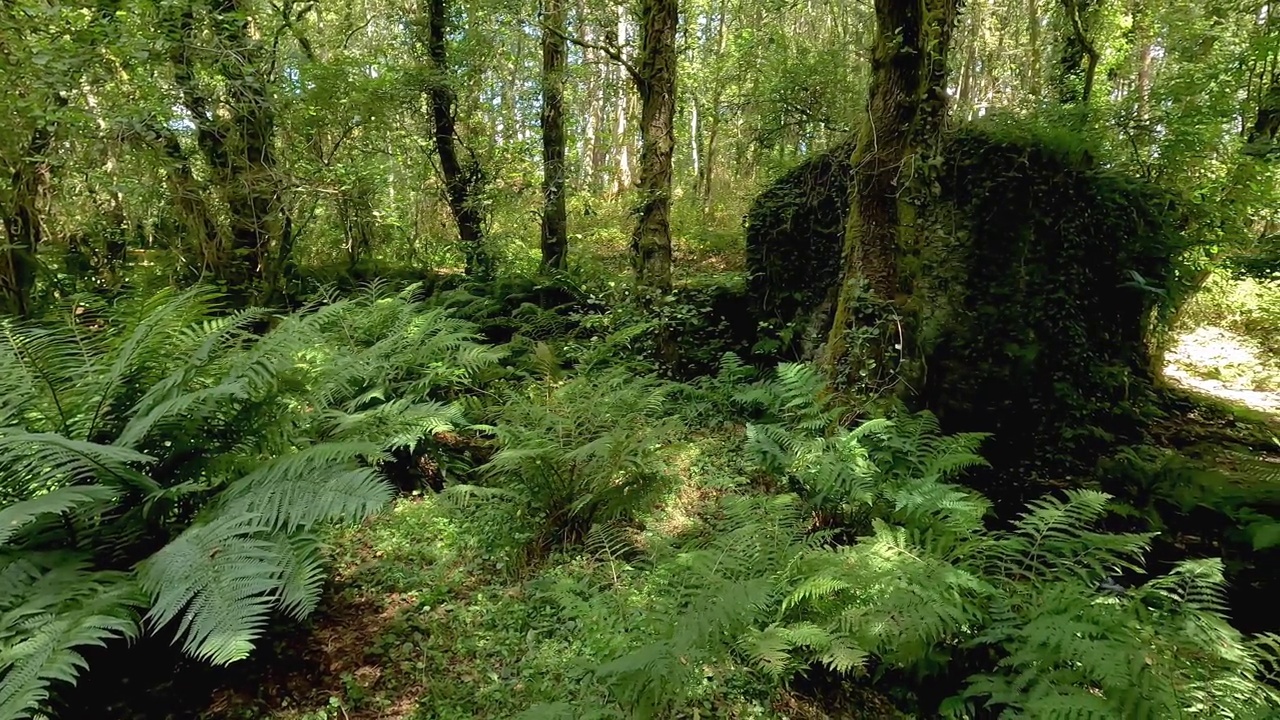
top-left (746, 119), bottom-right (1187, 467)
top-left (744, 138), bottom-right (856, 357)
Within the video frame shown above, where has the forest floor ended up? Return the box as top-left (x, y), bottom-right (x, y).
top-left (199, 432), bottom-right (877, 720)
top-left (164, 319), bottom-right (1276, 720)
top-left (1165, 326), bottom-right (1280, 415)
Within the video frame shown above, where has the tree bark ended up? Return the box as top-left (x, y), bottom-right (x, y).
top-left (1028, 0), bottom-right (1042, 99)
top-left (631, 0), bottom-right (678, 294)
top-left (1, 121), bottom-right (57, 317)
top-left (1058, 0), bottom-right (1100, 105)
top-left (150, 124), bottom-right (224, 276)
top-left (823, 0), bottom-right (960, 392)
top-left (956, 1), bottom-right (981, 119)
top-left (700, 2), bottom-right (726, 207)
top-left (420, 0), bottom-right (492, 280)
top-left (581, 3), bottom-right (608, 190)
top-left (540, 0), bottom-right (569, 273)
top-left (167, 1), bottom-right (289, 298)
top-left (611, 7), bottom-right (633, 197)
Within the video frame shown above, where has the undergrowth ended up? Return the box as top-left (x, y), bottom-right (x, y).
top-left (6, 287), bottom-right (1280, 720)
top-left (206, 359), bottom-right (1280, 720)
top-left (0, 285), bottom-right (499, 719)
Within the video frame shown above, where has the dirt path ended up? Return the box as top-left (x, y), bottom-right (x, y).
top-left (1164, 327), bottom-right (1280, 415)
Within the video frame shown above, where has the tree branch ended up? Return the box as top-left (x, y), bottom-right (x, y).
top-left (539, 21), bottom-right (641, 84)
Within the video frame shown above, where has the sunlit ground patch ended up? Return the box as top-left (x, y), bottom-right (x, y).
top-left (1165, 326), bottom-right (1280, 414)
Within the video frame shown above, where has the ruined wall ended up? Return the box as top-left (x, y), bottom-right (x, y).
top-left (746, 120), bottom-right (1186, 464)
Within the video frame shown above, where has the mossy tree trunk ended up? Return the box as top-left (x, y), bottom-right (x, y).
top-left (143, 122), bottom-right (224, 278)
top-left (167, 0), bottom-right (290, 300)
top-left (540, 0), bottom-right (569, 273)
top-left (1, 121), bottom-right (57, 318)
top-left (823, 0), bottom-right (960, 393)
top-left (1057, 0), bottom-right (1100, 105)
top-left (631, 0), bottom-right (677, 295)
top-left (1028, 0), bottom-right (1043, 98)
top-left (421, 0), bottom-right (493, 281)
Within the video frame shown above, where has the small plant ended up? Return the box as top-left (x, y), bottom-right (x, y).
top-left (446, 365), bottom-right (680, 558)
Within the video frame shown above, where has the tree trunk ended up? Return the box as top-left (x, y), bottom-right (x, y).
top-left (540, 0), bottom-right (569, 272)
top-left (630, 0), bottom-right (677, 295)
top-left (700, 3), bottom-right (726, 207)
top-left (690, 97), bottom-right (701, 194)
top-left (218, 0), bottom-right (286, 297)
top-left (581, 3), bottom-right (608, 190)
top-left (339, 177), bottom-right (377, 271)
top-left (611, 10), bottom-right (633, 197)
top-left (150, 124), bottom-right (224, 277)
top-left (421, 0), bottom-right (492, 279)
top-left (84, 88), bottom-right (130, 288)
top-left (1028, 0), bottom-right (1042, 99)
top-left (1, 122), bottom-right (57, 317)
top-left (167, 1), bottom-right (289, 299)
top-left (956, 3), bottom-right (980, 119)
top-left (823, 0), bottom-right (960, 392)
top-left (1057, 0), bottom-right (1100, 105)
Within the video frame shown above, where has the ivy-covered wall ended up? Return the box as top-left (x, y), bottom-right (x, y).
top-left (746, 120), bottom-right (1187, 468)
top-left (744, 138), bottom-right (856, 357)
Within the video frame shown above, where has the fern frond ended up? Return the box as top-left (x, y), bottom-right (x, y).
top-left (268, 534), bottom-right (326, 620)
top-left (0, 486), bottom-right (117, 545)
top-left (318, 400), bottom-right (466, 450)
top-left (137, 512), bottom-right (281, 665)
top-left (0, 557), bottom-right (140, 720)
top-left (741, 626), bottom-right (795, 677)
top-left (220, 451), bottom-right (392, 533)
top-left (0, 431), bottom-right (155, 495)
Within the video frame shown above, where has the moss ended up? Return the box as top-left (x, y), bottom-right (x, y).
top-left (745, 118), bottom-right (1189, 470)
top-left (744, 137), bottom-right (857, 357)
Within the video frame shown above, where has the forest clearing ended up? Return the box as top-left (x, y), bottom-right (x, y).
top-left (4, 0), bottom-right (1280, 718)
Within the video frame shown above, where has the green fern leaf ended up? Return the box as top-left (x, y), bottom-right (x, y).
top-left (0, 486), bottom-right (117, 545)
top-left (138, 513), bottom-right (281, 665)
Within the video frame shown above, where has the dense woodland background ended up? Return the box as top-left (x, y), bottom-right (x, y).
top-left (4, 0), bottom-right (1280, 718)
top-left (7, 0), bottom-right (1275, 305)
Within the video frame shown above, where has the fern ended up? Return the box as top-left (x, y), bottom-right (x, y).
top-left (447, 366), bottom-right (680, 554)
top-left (0, 486), bottom-right (116, 545)
top-left (741, 364), bottom-right (990, 532)
top-left (0, 287), bottom-right (494, 716)
top-left (0, 555), bottom-right (141, 720)
top-left (586, 366), bottom-right (1280, 719)
top-left (138, 513), bottom-right (283, 665)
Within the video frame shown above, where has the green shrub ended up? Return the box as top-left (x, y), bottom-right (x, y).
top-left (446, 367), bottom-right (680, 557)
top-left (564, 367), bottom-right (1280, 719)
top-left (0, 285), bottom-right (497, 719)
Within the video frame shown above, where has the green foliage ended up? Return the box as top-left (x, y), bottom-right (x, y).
top-left (0, 557), bottom-right (141, 720)
top-left (445, 365), bottom-right (680, 556)
top-left (522, 492), bottom-right (817, 720)
top-left (740, 363), bottom-right (989, 526)
top-left (0, 285), bottom-right (497, 718)
top-left (576, 369), bottom-right (1280, 720)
